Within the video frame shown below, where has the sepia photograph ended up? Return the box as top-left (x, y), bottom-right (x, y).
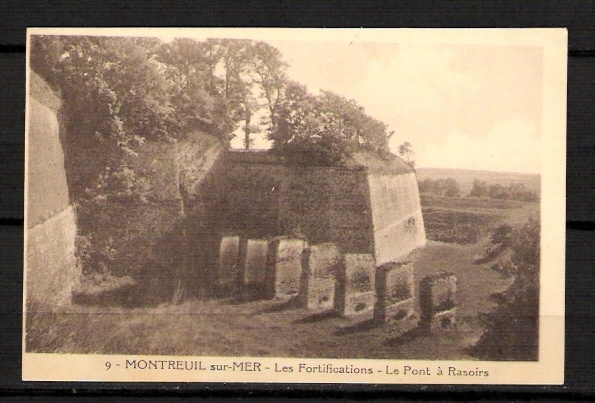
top-left (23, 28), bottom-right (566, 384)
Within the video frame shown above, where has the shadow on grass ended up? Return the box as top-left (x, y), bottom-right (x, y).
top-left (333, 318), bottom-right (379, 336)
top-left (293, 310), bottom-right (338, 324)
top-left (472, 244), bottom-right (506, 265)
top-left (72, 277), bottom-right (174, 309)
top-left (226, 290), bottom-right (271, 305)
top-left (383, 327), bottom-right (425, 346)
top-left (488, 291), bottom-right (507, 305)
top-left (254, 297), bottom-right (301, 313)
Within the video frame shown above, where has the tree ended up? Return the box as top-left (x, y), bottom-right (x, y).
top-left (398, 142), bottom-right (416, 168)
top-left (271, 81), bottom-right (328, 146)
top-left (472, 216), bottom-right (540, 360)
top-left (269, 84), bottom-right (393, 165)
top-left (490, 224), bottom-right (514, 248)
top-left (214, 38), bottom-right (261, 147)
top-left (30, 36), bottom-right (187, 284)
top-left (417, 178), bottom-right (434, 194)
top-left (469, 179), bottom-right (539, 202)
top-left (155, 38), bottom-right (232, 141)
top-left (469, 179), bottom-right (488, 198)
top-left (30, 36), bottom-right (180, 194)
top-left (317, 90), bottom-right (391, 153)
top-left (444, 177), bottom-right (461, 197)
top-left (242, 116), bottom-right (261, 150)
top-left (248, 41), bottom-right (288, 134)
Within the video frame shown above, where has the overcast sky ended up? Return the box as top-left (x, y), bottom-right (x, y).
top-left (257, 40), bottom-right (543, 174)
top-left (149, 30), bottom-right (544, 174)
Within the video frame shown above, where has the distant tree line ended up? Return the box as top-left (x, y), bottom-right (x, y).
top-left (418, 178), bottom-right (461, 197)
top-left (469, 179), bottom-right (539, 202)
top-left (419, 177), bottom-right (538, 202)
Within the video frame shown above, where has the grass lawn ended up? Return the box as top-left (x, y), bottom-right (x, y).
top-left (26, 241), bottom-right (511, 360)
top-left (420, 194), bottom-right (539, 244)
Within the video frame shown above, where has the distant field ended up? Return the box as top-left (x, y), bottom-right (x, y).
top-left (420, 194), bottom-right (538, 244)
top-left (417, 167), bottom-right (540, 244)
top-left (416, 167), bottom-right (540, 195)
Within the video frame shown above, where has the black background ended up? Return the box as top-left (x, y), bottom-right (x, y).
top-left (1, 1), bottom-right (594, 400)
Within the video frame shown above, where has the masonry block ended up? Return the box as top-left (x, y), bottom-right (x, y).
top-left (335, 253), bottom-right (376, 317)
top-left (299, 243), bottom-right (341, 311)
top-left (266, 237), bottom-right (307, 299)
top-left (419, 271), bottom-right (458, 332)
top-left (244, 239), bottom-right (269, 289)
top-left (26, 206), bottom-right (79, 310)
top-left (217, 235), bottom-right (241, 292)
top-left (374, 261), bottom-right (417, 333)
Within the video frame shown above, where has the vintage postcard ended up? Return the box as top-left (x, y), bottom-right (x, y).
top-left (23, 28), bottom-right (566, 384)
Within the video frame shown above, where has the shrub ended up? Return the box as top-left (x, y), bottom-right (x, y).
top-left (489, 224), bottom-right (514, 248)
top-left (274, 136), bottom-right (355, 167)
top-left (471, 216), bottom-right (540, 361)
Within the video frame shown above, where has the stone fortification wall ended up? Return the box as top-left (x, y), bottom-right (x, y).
top-left (26, 206), bottom-right (78, 308)
top-left (368, 172), bottom-right (426, 266)
top-left (187, 150), bottom-right (425, 291)
top-left (277, 167), bottom-right (333, 243)
top-left (326, 169), bottom-right (375, 253)
top-left (202, 151), bottom-right (375, 254)
top-left (176, 132), bottom-right (224, 209)
top-left (27, 73), bottom-right (70, 227)
top-left (214, 160), bottom-right (284, 237)
top-left (279, 166), bottom-right (375, 253)
top-left (26, 72), bottom-right (79, 309)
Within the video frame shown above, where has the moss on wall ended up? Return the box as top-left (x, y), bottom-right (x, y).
top-left (72, 139), bottom-right (186, 278)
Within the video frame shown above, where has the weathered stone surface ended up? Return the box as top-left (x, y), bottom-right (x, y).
top-left (335, 253), bottom-right (376, 317)
top-left (244, 239), bottom-right (269, 286)
top-left (374, 261), bottom-right (416, 324)
top-left (367, 173), bottom-right (426, 265)
top-left (192, 150), bottom-right (425, 275)
top-left (299, 243), bottom-right (341, 310)
top-left (419, 271), bottom-right (458, 331)
top-left (26, 73), bottom-right (79, 311)
top-left (27, 96), bottom-right (70, 228)
top-left (26, 206), bottom-right (79, 310)
top-left (266, 237), bottom-right (307, 299)
top-left (217, 235), bottom-right (241, 289)
top-left (422, 307), bottom-right (459, 332)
